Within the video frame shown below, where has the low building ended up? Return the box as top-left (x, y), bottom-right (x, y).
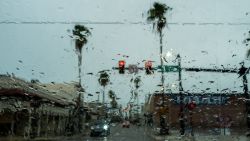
top-left (145, 93), bottom-right (246, 129)
top-left (0, 75), bottom-right (77, 139)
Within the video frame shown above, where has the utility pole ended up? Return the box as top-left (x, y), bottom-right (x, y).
top-left (177, 54), bottom-right (185, 135)
top-left (240, 62), bottom-right (250, 130)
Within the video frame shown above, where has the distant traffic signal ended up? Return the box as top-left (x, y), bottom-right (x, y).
top-left (187, 101), bottom-right (196, 110)
top-left (119, 60), bottom-right (125, 74)
top-left (145, 61), bottom-right (153, 74)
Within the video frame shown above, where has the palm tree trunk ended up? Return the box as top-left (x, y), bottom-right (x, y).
top-left (103, 86), bottom-right (105, 105)
top-left (78, 54), bottom-right (82, 86)
top-left (77, 52), bottom-right (83, 106)
top-left (77, 51), bottom-right (83, 133)
top-left (160, 30), bottom-right (165, 103)
top-left (136, 89), bottom-right (139, 119)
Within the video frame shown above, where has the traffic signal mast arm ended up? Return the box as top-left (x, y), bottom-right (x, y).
top-left (112, 67), bottom-right (144, 70)
top-left (183, 67), bottom-right (238, 73)
top-left (113, 66), bottom-right (245, 74)
top-left (113, 60), bottom-right (247, 75)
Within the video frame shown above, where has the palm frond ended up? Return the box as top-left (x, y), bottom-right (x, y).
top-left (73, 25), bottom-right (91, 36)
top-left (73, 24), bottom-right (91, 50)
top-left (157, 17), bottom-right (167, 32)
top-left (134, 76), bottom-right (141, 89)
top-left (147, 9), bottom-right (156, 22)
top-left (108, 90), bottom-right (115, 98)
top-left (146, 2), bottom-right (172, 33)
top-left (98, 71), bottom-right (110, 87)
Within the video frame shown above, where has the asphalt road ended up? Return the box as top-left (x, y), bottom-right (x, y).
top-left (63, 124), bottom-right (156, 141)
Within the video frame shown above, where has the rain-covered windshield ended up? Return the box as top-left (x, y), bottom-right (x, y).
top-left (1, 0), bottom-right (250, 141)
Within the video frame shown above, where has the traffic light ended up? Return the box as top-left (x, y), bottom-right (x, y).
top-left (187, 101), bottom-right (196, 110)
top-left (145, 61), bottom-right (153, 74)
top-left (118, 60), bottom-right (125, 74)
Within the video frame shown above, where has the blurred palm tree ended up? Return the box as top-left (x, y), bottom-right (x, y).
top-left (127, 76), bottom-right (141, 103)
top-left (127, 76), bottom-right (142, 119)
top-left (146, 2), bottom-right (172, 133)
top-left (98, 71), bottom-right (110, 105)
top-left (134, 76), bottom-right (141, 89)
top-left (69, 25), bottom-right (91, 133)
top-left (108, 90), bottom-right (118, 108)
top-left (72, 25), bottom-right (91, 86)
top-left (147, 2), bottom-right (172, 94)
top-left (134, 76), bottom-right (141, 119)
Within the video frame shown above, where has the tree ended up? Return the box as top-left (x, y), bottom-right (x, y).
top-left (134, 76), bottom-right (141, 89)
top-left (98, 71), bottom-right (110, 105)
top-left (72, 25), bottom-right (91, 86)
top-left (146, 2), bottom-right (172, 134)
top-left (108, 90), bottom-right (118, 108)
top-left (134, 76), bottom-right (141, 119)
top-left (127, 76), bottom-right (141, 120)
top-left (147, 2), bottom-right (172, 95)
top-left (69, 25), bottom-right (91, 134)
top-left (133, 76), bottom-right (141, 103)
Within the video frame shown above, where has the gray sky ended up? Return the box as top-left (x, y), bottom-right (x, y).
top-left (0, 0), bottom-right (250, 106)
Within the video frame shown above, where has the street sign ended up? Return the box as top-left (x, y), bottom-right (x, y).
top-left (157, 65), bottom-right (180, 72)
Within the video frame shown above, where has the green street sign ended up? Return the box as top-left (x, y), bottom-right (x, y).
top-left (157, 65), bottom-right (180, 72)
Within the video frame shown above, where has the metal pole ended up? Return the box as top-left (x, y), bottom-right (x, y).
top-left (241, 64), bottom-right (250, 130)
top-left (177, 54), bottom-right (185, 135)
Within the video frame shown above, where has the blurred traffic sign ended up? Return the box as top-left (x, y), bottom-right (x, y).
top-left (157, 65), bottom-right (180, 72)
top-left (128, 64), bottom-right (138, 73)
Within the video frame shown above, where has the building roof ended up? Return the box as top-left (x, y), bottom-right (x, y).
top-left (0, 75), bottom-right (75, 106)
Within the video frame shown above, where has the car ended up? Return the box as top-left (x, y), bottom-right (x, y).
top-left (122, 120), bottom-right (130, 128)
top-left (90, 119), bottom-right (110, 137)
top-left (110, 115), bottom-right (123, 123)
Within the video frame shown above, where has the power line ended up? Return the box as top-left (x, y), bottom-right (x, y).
top-left (0, 21), bottom-right (250, 26)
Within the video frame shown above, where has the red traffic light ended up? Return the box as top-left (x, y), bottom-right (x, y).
top-left (188, 101), bottom-right (196, 110)
top-left (119, 60), bottom-right (125, 67)
top-left (118, 60), bottom-right (125, 74)
top-left (145, 60), bottom-right (153, 74)
top-left (145, 61), bottom-right (152, 68)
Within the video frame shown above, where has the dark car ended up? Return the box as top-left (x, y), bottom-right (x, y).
top-left (90, 119), bottom-right (110, 137)
top-left (122, 120), bottom-right (130, 128)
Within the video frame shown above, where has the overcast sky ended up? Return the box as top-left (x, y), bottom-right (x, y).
top-left (0, 0), bottom-right (250, 107)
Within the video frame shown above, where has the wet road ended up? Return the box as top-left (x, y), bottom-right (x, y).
top-left (63, 124), bottom-right (155, 141)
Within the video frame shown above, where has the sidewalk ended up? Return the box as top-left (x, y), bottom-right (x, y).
top-left (0, 131), bottom-right (90, 141)
top-left (145, 127), bottom-right (250, 141)
top-left (0, 136), bottom-right (61, 141)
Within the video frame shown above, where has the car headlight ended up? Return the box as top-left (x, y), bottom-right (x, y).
top-left (90, 126), bottom-right (94, 130)
top-left (103, 125), bottom-right (108, 130)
